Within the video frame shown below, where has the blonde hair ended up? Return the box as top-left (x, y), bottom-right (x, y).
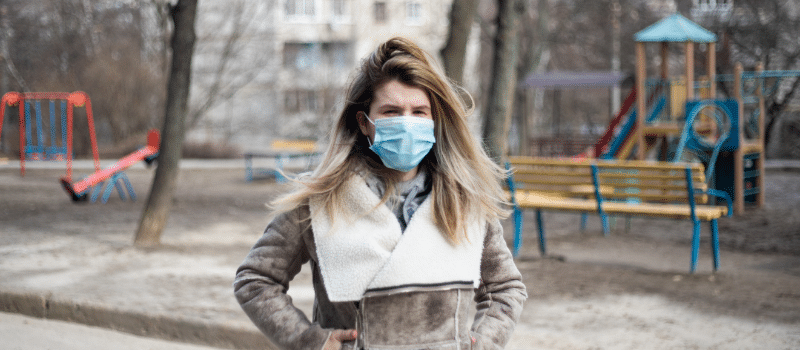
top-left (272, 37), bottom-right (509, 243)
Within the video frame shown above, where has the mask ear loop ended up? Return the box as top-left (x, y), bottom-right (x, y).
top-left (362, 112), bottom-right (376, 147)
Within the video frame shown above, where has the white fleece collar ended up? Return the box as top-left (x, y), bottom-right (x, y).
top-left (309, 175), bottom-right (486, 302)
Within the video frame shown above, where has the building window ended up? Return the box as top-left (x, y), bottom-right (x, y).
top-left (284, 89), bottom-right (319, 113)
top-left (693, 0), bottom-right (733, 11)
top-left (285, 0), bottom-right (316, 20)
top-left (405, 1), bottom-right (422, 25)
top-left (691, 0), bottom-right (733, 18)
top-left (374, 1), bottom-right (387, 23)
top-left (283, 42), bottom-right (321, 70)
top-left (332, 0), bottom-right (349, 21)
top-left (322, 42), bottom-right (353, 69)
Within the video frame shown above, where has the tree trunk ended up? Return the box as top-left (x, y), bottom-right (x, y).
top-left (439, 0), bottom-right (479, 85)
top-left (515, 0), bottom-right (550, 156)
top-left (481, 0), bottom-right (525, 162)
top-left (134, 0), bottom-right (198, 247)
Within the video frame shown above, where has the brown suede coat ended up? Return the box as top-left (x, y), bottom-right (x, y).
top-left (234, 204), bottom-right (527, 350)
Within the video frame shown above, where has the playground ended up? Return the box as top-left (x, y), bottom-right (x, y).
top-left (1, 11), bottom-right (799, 350)
top-left (1, 160), bottom-right (799, 349)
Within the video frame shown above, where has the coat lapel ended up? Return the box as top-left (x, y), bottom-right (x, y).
top-left (310, 175), bottom-right (485, 302)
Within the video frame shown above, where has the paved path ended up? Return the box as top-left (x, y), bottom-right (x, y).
top-left (0, 311), bottom-right (228, 350)
top-left (1, 160), bottom-right (799, 350)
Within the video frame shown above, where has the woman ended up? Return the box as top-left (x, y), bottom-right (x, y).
top-left (234, 37), bottom-right (526, 350)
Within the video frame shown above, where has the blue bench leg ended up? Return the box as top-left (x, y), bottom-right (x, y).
top-left (244, 156), bottom-right (253, 182)
top-left (690, 219), bottom-right (701, 273)
top-left (513, 207), bottom-right (522, 257)
top-left (536, 209), bottom-right (546, 256)
top-left (276, 156), bottom-right (287, 183)
top-left (710, 219), bottom-right (720, 271)
top-left (580, 213), bottom-right (587, 232)
top-left (600, 213), bottom-right (609, 236)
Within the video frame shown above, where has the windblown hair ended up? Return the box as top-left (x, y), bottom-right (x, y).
top-left (271, 37), bottom-right (509, 244)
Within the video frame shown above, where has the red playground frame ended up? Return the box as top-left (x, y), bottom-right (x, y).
top-left (0, 91), bottom-right (101, 181)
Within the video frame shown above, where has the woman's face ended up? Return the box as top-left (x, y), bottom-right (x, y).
top-left (358, 80), bottom-right (432, 142)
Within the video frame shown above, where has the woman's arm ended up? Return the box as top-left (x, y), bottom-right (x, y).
top-left (233, 206), bottom-right (331, 350)
top-left (471, 219), bottom-right (528, 350)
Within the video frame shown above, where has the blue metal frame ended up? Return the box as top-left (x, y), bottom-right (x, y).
top-left (505, 162), bottom-right (546, 257)
top-left (244, 151), bottom-right (320, 183)
top-left (90, 171), bottom-right (137, 204)
top-left (685, 167), bottom-right (732, 272)
top-left (601, 96), bottom-right (667, 159)
top-left (590, 164), bottom-right (610, 235)
top-left (23, 99), bottom-right (69, 161)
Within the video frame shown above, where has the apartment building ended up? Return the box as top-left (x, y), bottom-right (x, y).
top-left (189, 0), bottom-right (456, 152)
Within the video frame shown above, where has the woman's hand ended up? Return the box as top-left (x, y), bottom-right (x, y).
top-left (322, 329), bottom-right (358, 350)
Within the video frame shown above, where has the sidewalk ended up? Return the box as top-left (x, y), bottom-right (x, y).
top-left (1, 311), bottom-right (227, 350)
top-left (1, 161), bottom-right (799, 350)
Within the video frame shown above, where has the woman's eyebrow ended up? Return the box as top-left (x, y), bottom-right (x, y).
top-left (377, 103), bottom-right (430, 110)
top-left (377, 103), bottom-right (402, 110)
top-left (414, 105), bottom-right (432, 111)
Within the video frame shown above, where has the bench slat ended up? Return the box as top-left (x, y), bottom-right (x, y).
top-left (515, 192), bottom-right (726, 220)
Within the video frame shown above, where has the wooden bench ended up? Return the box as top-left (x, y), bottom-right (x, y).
top-left (505, 156), bottom-right (732, 272)
top-left (244, 139), bottom-right (320, 182)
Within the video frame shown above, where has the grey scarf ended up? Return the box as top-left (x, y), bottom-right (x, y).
top-left (365, 169), bottom-right (431, 231)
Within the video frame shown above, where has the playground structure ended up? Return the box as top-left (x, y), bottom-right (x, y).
top-left (582, 14), bottom-right (800, 216)
top-left (60, 129), bottom-right (159, 203)
top-left (1, 91), bottom-right (160, 203)
top-left (0, 91), bottom-right (100, 180)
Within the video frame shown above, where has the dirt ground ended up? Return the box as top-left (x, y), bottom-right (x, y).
top-left (1, 159), bottom-right (799, 349)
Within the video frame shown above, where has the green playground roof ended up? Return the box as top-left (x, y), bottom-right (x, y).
top-left (635, 13), bottom-right (717, 43)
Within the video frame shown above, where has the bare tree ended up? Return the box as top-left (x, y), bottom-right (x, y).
top-left (481, 0), bottom-right (527, 161)
top-left (135, 0), bottom-right (198, 247)
top-left (0, 5), bottom-right (29, 93)
top-left (513, 0), bottom-right (551, 155)
top-left (440, 0), bottom-right (480, 85)
top-left (708, 0), bottom-right (800, 148)
top-left (498, 0), bottom-right (661, 151)
top-left (187, 0), bottom-right (274, 132)
top-left (0, 1), bottom-right (168, 156)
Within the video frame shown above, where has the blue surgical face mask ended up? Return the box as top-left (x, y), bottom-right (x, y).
top-left (365, 114), bottom-right (436, 172)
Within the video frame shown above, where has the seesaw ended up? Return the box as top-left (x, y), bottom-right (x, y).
top-left (60, 129), bottom-right (159, 202)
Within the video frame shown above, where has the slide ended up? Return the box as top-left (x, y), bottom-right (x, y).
top-left (604, 95), bottom-right (667, 159)
top-left (586, 84), bottom-right (666, 160)
top-left (588, 88), bottom-right (638, 158)
top-left (61, 129), bottom-right (159, 201)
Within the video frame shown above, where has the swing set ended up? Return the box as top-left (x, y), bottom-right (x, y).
top-left (0, 91), bottom-right (101, 182)
top-left (2, 91), bottom-right (160, 203)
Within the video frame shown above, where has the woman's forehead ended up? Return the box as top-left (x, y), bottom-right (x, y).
top-left (371, 80), bottom-right (430, 109)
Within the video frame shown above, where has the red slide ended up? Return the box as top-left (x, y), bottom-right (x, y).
top-left (61, 129), bottom-right (159, 201)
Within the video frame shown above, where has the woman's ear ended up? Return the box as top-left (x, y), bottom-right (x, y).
top-left (356, 111), bottom-right (371, 137)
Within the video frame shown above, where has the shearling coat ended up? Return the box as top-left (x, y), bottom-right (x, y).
top-left (234, 175), bottom-right (527, 350)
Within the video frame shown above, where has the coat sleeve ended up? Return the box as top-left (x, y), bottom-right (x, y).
top-left (233, 206), bottom-right (331, 350)
top-left (470, 219), bottom-right (528, 350)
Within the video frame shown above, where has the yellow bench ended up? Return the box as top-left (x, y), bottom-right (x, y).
top-left (244, 139), bottom-right (320, 182)
top-left (506, 156), bottom-right (732, 272)
top-left (269, 139), bottom-right (317, 153)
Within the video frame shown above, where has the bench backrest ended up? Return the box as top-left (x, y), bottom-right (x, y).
top-left (270, 139), bottom-right (317, 153)
top-left (593, 159), bottom-right (708, 204)
top-left (506, 157), bottom-right (596, 196)
top-left (506, 156), bottom-right (709, 205)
